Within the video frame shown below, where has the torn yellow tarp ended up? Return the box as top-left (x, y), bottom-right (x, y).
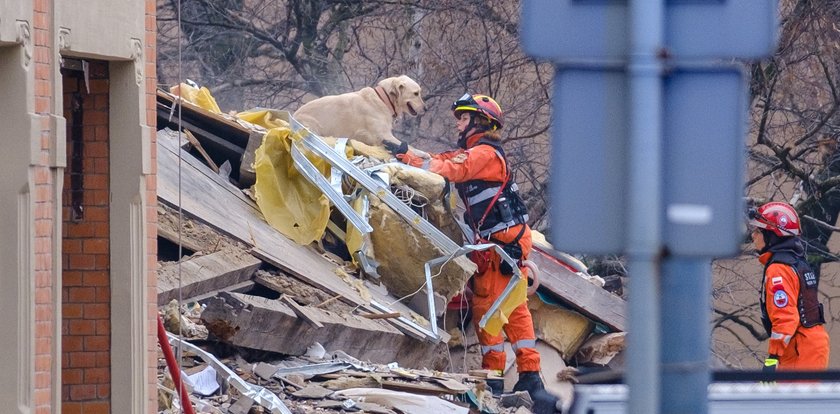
top-left (169, 83), bottom-right (222, 114)
top-left (244, 110), bottom-right (331, 245)
top-left (481, 276), bottom-right (528, 337)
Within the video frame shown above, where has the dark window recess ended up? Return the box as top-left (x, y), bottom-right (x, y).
top-left (69, 82), bottom-right (84, 222)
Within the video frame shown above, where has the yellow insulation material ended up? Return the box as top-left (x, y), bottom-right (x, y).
top-left (244, 110), bottom-right (331, 245)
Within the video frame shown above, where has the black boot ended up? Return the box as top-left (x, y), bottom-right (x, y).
top-left (513, 371), bottom-right (544, 394)
top-left (514, 372), bottom-right (560, 413)
top-left (486, 378), bottom-right (504, 396)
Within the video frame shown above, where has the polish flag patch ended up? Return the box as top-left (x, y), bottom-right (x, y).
top-left (773, 290), bottom-right (789, 308)
top-left (771, 276), bottom-right (783, 286)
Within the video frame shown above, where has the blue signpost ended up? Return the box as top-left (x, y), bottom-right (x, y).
top-left (520, 1), bottom-right (778, 413)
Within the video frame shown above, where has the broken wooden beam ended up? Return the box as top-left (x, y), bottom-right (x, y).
top-left (359, 312), bottom-right (401, 320)
top-left (201, 292), bottom-right (449, 370)
top-left (280, 295), bottom-right (325, 328)
top-left (530, 247), bottom-right (626, 332)
top-left (157, 249), bottom-right (261, 306)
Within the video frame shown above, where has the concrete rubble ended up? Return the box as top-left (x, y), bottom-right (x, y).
top-left (154, 88), bottom-right (629, 413)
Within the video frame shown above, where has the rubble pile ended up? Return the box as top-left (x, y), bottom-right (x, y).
top-left (153, 86), bottom-right (629, 413)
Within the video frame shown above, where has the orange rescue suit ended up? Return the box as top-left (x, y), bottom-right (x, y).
top-left (399, 133), bottom-right (540, 373)
top-left (759, 252), bottom-right (830, 370)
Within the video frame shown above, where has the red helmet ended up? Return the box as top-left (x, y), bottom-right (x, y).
top-left (452, 93), bottom-right (504, 129)
top-left (748, 201), bottom-right (801, 237)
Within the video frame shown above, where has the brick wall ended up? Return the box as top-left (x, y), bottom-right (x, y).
top-left (61, 62), bottom-right (111, 414)
top-left (33, 1), bottom-right (55, 413)
top-left (145, 0), bottom-right (159, 410)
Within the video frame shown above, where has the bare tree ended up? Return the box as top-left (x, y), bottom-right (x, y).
top-left (712, 0), bottom-right (840, 367)
top-left (156, 0), bottom-right (554, 228)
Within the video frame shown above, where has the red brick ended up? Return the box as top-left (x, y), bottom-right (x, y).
top-left (67, 287), bottom-right (96, 303)
top-left (84, 205), bottom-right (108, 221)
top-left (67, 319), bottom-right (95, 335)
top-left (84, 176), bottom-right (109, 194)
top-left (84, 141), bottom-right (109, 158)
top-left (84, 335), bottom-right (109, 353)
top-left (34, 321), bottom-right (50, 339)
top-left (63, 336), bottom-right (83, 352)
top-left (63, 271), bottom-right (83, 287)
top-left (94, 124), bottom-right (108, 140)
top-left (96, 384), bottom-right (110, 399)
top-left (95, 351), bottom-right (110, 367)
top-left (35, 338), bottom-right (51, 356)
top-left (89, 79), bottom-right (109, 94)
top-left (95, 320), bottom-right (110, 335)
top-left (62, 401), bottom-right (82, 414)
top-left (95, 287), bottom-right (110, 302)
top-left (90, 189), bottom-right (109, 205)
top-left (63, 239), bottom-right (82, 254)
top-left (61, 367), bottom-right (84, 385)
top-left (35, 352), bottom-right (52, 373)
top-left (94, 94), bottom-right (109, 111)
top-left (83, 367), bottom-right (110, 384)
top-left (82, 270), bottom-right (109, 286)
top-left (83, 304), bottom-right (109, 320)
top-left (82, 239), bottom-right (108, 254)
top-left (68, 352), bottom-right (95, 368)
top-left (67, 254), bottom-right (95, 270)
top-left (35, 301), bottom-right (51, 319)
top-left (94, 254), bottom-right (109, 269)
top-left (33, 11), bottom-right (48, 30)
top-left (93, 223), bottom-right (110, 238)
top-left (82, 400), bottom-right (110, 414)
top-left (35, 96), bottom-right (50, 113)
top-left (66, 224), bottom-right (95, 238)
top-left (68, 384), bottom-right (96, 400)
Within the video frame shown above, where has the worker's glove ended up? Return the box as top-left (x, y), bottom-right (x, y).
top-left (760, 356), bottom-right (779, 385)
top-left (763, 357), bottom-right (778, 373)
top-left (383, 140), bottom-right (408, 156)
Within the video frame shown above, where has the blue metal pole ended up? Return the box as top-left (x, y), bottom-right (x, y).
top-left (661, 258), bottom-right (711, 414)
top-left (626, 1), bottom-right (664, 413)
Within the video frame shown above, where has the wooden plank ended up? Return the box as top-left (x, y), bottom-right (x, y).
top-left (184, 129), bottom-right (220, 173)
top-left (201, 292), bottom-right (449, 370)
top-left (157, 249), bottom-right (261, 306)
top-left (380, 380), bottom-right (460, 395)
top-left (156, 222), bottom-right (205, 253)
top-left (280, 295), bottom-right (325, 328)
top-left (159, 129), bottom-right (257, 208)
top-left (530, 248), bottom-right (626, 332)
top-left (360, 312), bottom-right (401, 320)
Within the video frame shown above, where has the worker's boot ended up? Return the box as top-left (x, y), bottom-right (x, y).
top-left (513, 371), bottom-right (544, 394)
top-left (486, 378), bottom-right (505, 396)
top-left (514, 372), bottom-right (561, 413)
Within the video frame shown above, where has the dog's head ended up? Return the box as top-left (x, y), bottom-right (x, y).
top-left (379, 75), bottom-right (426, 117)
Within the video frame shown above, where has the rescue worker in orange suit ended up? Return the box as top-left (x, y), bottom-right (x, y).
top-left (385, 93), bottom-right (558, 410)
top-left (748, 201), bottom-right (830, 373)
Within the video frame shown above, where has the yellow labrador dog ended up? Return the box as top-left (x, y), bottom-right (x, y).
top-left (293, 75), bottom-right (426, 146)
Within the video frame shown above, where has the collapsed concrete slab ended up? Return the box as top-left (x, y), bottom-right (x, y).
top-left (201, 292), bottom-right (449, 370)
top-left (157, 249), bottom-right (261, 305)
